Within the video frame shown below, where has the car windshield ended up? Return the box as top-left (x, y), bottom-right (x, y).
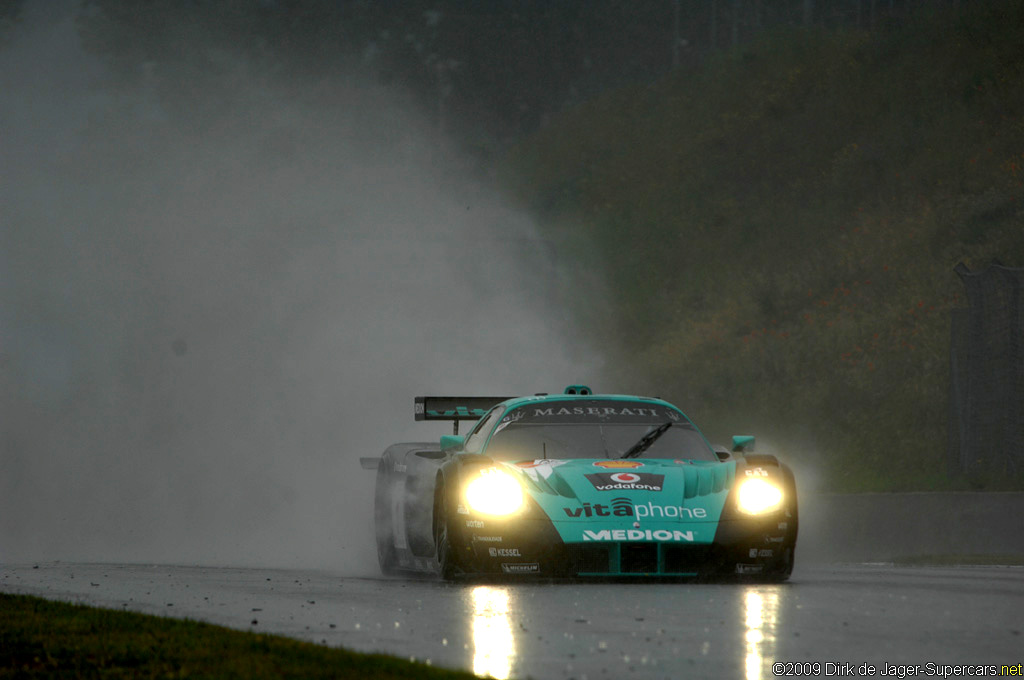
top-left (482, 401), bottom-right (716, 462)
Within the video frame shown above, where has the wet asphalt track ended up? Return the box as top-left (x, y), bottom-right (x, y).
top-left (2, 563), bottom-right (1022, 679)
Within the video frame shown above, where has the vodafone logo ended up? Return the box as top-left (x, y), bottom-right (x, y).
top-left (593, 460), bottom-right (644, 470)
top-left (585, 472), bottom-right (664, 492)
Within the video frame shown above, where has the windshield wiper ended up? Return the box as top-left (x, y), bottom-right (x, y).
top-left (621, 422), bottom-right (673, 459)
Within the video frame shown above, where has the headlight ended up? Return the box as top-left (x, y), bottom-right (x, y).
top-left (464, 468), bottom-right (524, 516)
top-left (736, 478), bottom-right (784, 515)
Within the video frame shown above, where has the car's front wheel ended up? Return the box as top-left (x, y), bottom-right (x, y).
top-left (433, 481), bottom-right (461, 580)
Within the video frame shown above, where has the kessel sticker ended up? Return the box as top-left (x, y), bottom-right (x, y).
top-left (488, 547), bottom-right (522, 557)
top-left (585, 472), bottom-right (664, 491)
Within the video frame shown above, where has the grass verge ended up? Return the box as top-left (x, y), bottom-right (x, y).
top-left (0, 593), bottom-right (476, 679)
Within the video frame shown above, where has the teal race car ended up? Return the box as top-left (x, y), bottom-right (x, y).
top-left (360, 386), bottom-right (797, 580)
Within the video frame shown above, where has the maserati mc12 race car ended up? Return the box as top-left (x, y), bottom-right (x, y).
top-left (359, 386), bottom-right (797, 580)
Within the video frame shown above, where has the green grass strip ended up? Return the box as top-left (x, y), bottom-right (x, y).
top-left (0, 593), bottom-right (478, 679)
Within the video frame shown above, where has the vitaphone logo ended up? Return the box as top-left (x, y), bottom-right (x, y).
top-left (563, 499), bottom-right (708, 519)
top-left (582, 529), bottom-right (695, 542)
top-left (585, 472), bottom-right (664, 491)
top-left (563, 497), bottom-right (634, 517)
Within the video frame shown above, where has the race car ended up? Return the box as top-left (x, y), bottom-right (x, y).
top-left (360, 386), bottom-right (797, 580)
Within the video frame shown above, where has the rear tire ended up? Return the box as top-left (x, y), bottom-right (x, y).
top-left (374, 455), bottom-right (400, 575)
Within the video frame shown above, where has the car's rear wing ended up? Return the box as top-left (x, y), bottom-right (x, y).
top-left (414, 396), bottom-right (512, 434)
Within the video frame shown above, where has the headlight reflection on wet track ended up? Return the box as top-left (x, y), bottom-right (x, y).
top-left (471, 586), bottom-right (516, 679)
top-left (744, 587), bottom-right (781, 680)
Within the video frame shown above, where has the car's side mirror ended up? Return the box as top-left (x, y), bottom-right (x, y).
top-left (732, 435), bottom-right (755, 453)
top-left (440, 434), bottom-right (465, 453)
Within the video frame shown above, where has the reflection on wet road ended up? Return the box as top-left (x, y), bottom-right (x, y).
top-left (744, 589), bottom-right (780, 680)
top-left (3, 564), bottom-right (1023, 679)
top-left (472, 586), bottom-right (514, 679)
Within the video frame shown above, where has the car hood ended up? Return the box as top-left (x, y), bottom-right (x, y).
top-left (499, 458), bottom-right (736, 544)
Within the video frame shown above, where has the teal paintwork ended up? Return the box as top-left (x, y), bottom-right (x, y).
top-left (732, 435), bottom-right (756, 452)
top-left (440, 434), bottom-right (465, 452)
top-left (497, 458), bottom-right (736, 545)
top-left (462, 394), bottom-right (730, 546)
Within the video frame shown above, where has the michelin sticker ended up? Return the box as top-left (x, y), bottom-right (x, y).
top-left (501, 563), bottom-right (540, 574)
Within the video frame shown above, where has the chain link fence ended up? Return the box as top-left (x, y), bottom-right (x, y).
top-left (949, 262), bottom-right (1024, 478)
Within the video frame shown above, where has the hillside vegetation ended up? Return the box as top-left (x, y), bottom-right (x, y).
top-left (507, 2), bottom-right (1024, 491)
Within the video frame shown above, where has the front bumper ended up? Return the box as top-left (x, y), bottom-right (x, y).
top-left (454, 512), bottom-right (796, 578)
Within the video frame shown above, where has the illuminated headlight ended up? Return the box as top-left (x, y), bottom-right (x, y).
top-left (464, 468), bottom-right (524, 516)
top-left (736, 478), bottom-right (784, 515)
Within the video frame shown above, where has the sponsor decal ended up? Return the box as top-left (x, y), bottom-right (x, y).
top-left (585, 472), bottom-right (664, 491)
top-left (777, 522), bottom-right (788, 531)
top-left (634, 502), bottom-right (707, 519)
top-left (473, 535), bottom-right (503, 543)
top-left (562, 499), bottom-right (708, 519)
top-left (488, 547), bottom-right (522, 557)
top-left (493, 409), bottom-right (525, 434)
top-left (767, 536), bottom-right (785, 543)
top-left (457, 504), bottom-right (469, 515)
top-left (427, 408), bottom-right (489, 418)
top-left (582, 529), bottom-right (695, 542)
top-left (533, 406), bottom-right (664, 417)
top-left (501, 563), bottom-right (540, 574)
top-left (735, 564), bottom-right (764, 574)
top-left (393, 462), bottom-right (407, 473)
top-left (563, 497), bottom-right (634, 518)
top-left (499, 401), bottom-right (697, 427)
top-left (593, 460), bottom-right (644, 469)
top-left (745, 467), bottom-right (769, 477)
top-left (749, 548), bottom-right (758, 558)
top-left (758, 549), bottom-right (774, 558)
top-left (515, 459), bottom-right (566, 469)
top-left (465, 520), bottom-right (485, 528)
top-left (514, 458), bottom-right (567, 483)
top-left (414, 402), bottom-right (424, 415)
